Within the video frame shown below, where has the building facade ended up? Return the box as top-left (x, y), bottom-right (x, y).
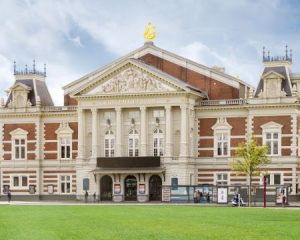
top-left (0, 41), bottom-right (299, 202)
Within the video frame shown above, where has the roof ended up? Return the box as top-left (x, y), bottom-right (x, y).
top-left (254, 66), bottom-right (292, 97)
top-left (73, 58), bottom-right (208, 98)
top-left (63, 42), bottom-right (252, 95)
top-left (5, 78), bottom-right (54, 107)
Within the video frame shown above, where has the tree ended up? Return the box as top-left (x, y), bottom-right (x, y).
top-left (230, 137), bottom-right (270, 207)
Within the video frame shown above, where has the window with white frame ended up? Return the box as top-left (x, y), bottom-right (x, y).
top-left (14, 138), bottom-right (26, 160)
top-left (60, 137), bottom-right (71, 159)
top-left (55, 122), bottom-right (73, 160)
top-left (265, 132), bottom-right (279, 155)
top-left (128, 129), bottom-right (139, 157)
top-left (262, 173), bottom-right (281, 185)
top-left (104, 130), bottom-right (115, 157)
top-left (153, 128), bottom-right (164, 156)
top-left (12, 176), bottom-right (28, 188)
top-left (261, 122), bottom-right (282, 156)
top-left (216, 133), bottom-right (229, 156)
top-left (10, 128), bottom-right (28, 160)
top-left (216, 173), bottom-right (229, 185)
top-left (60, 175), bottom-right (71, 193)
top-left (212, 117), bottom-right (232, 157)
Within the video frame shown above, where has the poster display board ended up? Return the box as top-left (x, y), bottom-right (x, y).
top-left (162, 186), bottom-right (171, 202)
top-left (217, 187), bottom-right (228, 204)
top-left (114, 184), bottom-right (121, 194)
top-left (276, 187), bottom-right (287, 204)
top-left (29, 185), bottom-right (36, 194)
top-left (139, 184), bottom-right (145, 194)
top-left (47, 185), bottom-right (54, 194)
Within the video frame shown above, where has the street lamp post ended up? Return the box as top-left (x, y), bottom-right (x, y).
top-left (263, 175), bottom-right (267, 208)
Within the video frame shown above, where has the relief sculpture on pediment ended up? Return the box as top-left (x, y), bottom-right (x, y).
top-left (100, 68), bottom-right (174, 93)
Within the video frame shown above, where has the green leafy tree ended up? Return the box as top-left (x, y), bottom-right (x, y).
top-left (230, 138), bottom-right (270, 207)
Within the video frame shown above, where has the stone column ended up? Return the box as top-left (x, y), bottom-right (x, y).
top-left (165, 106), bottom-right (173, 157)
top-left (77, 108), bottom-right (85, 159)
top-left (116, 107), bottom-right (122, 156)
top-left (140, 106), bottom-right (147, 156)
top-left (91, 108), bottom-right (98, 158)
top-left (180, 105), bottom-right (188, 157)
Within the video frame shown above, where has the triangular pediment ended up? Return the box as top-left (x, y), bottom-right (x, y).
top-left (262, 71), bottom-right (285, 80)
top-left (10, 82), bottom-right (32, 92)
top-left (10, 128), bottom-right (29, 137)
top-left (74, 59), bottom-right (204, 97)
top-left (261, 121), bottom-right (283, 129)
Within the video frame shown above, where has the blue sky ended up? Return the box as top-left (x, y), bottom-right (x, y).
top-left (0, 0), bottom-right (300, 105)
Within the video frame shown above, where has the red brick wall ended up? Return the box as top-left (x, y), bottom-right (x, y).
top-left (4, 124), bottom-right (36, 140)
top-left (64, 94), bottom-right (78, 106)
top-left (139, 54), bottom-right (242, 100)
top-left (198, 117), bottom-right (246, 157)
top-left (3, 124), bottom-right (36, 160)
top-left (253, 116), bottom-right (291, 135)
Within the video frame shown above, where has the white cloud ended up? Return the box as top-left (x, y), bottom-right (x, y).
top-left (0, 0), bottom-right (299, 105)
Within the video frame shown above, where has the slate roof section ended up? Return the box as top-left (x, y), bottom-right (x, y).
top-left (6, 78), bottom-right (54, 107)
top-left (254, 66), bottom-right (292, 97)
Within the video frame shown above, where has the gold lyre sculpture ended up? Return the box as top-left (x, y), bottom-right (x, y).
top-left (144, 22), bottom-right (156, 41)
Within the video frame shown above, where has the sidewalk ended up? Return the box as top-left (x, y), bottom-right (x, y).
top-left (0, 200), bottom-right (299, 207)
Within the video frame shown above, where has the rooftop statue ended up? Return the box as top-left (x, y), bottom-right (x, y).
top-left (144, 22), bottom-right (156, 41)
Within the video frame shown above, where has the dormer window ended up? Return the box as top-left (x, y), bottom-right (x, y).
top-left (8, 82), bottom-right (32, 108)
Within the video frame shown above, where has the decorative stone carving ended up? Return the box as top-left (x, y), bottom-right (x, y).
top-left (292, 84), bottom-right (297, 96)
top-left (280, 88), bottom-right (287, 97)
top-left (89, 67), bottom-right (176, 94)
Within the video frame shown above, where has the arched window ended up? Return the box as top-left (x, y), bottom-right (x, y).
top-left (153, 128), bottom-right (164, 156)
top-left (104, 130), bottom-right (115, 157)
top-left (128, 129), bottom-right (139, 157)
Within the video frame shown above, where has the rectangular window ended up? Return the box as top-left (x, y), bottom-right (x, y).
top-left (60, 176), bottom-right (71, 193)
top-left (14, 138), bottom-right (26, 160)
top-left (265, 132), bottom-right (279, 155)
top-left (12, 176), bottom-right (28, 188)
top-left (60, 137), bottom-right (71, 159)
top-left (216, 133), bottom-right (229, 156)
top-left (274, 174), bottom-right (281, 185)
top-left (216, 173), bottom-right (228, 185)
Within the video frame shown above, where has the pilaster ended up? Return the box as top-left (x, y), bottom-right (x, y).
top-left (140, 106), bottom-right (147, 156)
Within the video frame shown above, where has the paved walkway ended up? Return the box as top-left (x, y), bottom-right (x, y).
top-left (0, 200), bottom-right (299, 208)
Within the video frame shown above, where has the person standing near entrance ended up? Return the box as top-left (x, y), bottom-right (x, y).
top-left (7, 190), bottom-right (11, 203)
top-left (84, 191), bottom-right (89, 203)
top-left (193, 191), bottom-right (197, 203)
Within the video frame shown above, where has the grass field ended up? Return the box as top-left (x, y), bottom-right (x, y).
top-left (0, 205), bottom-right (299, 240)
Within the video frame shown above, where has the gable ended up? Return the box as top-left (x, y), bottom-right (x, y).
top-left (74, 59), bottom-right (206, 97)
top-left (262, 71), bottom-right (285, 79)
top-left (86, 65), bottom-right (178, 95)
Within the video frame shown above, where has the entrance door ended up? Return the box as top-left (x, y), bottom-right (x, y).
top-left (149, 175), bottom-right (162, 201)
top-left (124, 175), bottom-right (137, 201)
top-left (100, 175), bottom-right (113, 201)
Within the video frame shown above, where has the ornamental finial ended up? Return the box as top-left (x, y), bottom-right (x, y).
top-left (144, 22), bottom-right (156, 41)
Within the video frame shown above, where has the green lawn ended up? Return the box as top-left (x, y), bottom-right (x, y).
top-left (0, 205), bottom-right (299, 240)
